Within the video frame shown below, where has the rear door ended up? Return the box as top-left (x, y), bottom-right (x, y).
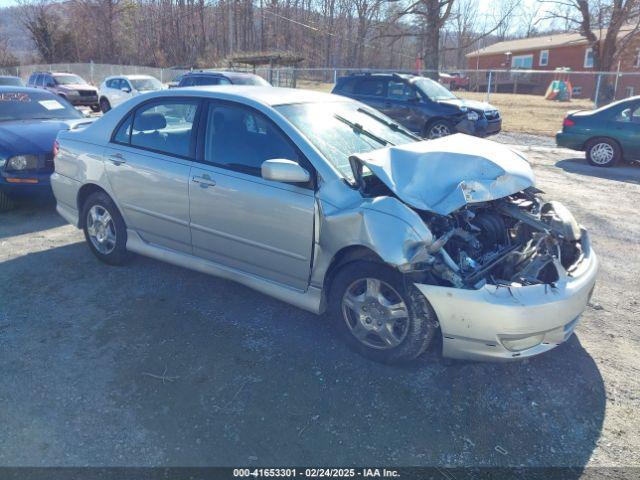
top-left (103, 97), bottom-right (201, 253)
top-left (352, 77), bottom-right (389, 114)
top-left (188, 100), bottom-right (315, 290)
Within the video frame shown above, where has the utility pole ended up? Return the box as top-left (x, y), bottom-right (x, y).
top-left (228, 0), bottom-right (235, 55)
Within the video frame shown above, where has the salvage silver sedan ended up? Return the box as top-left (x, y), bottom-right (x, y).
top-left (51, 86), bottom-right (598, 362)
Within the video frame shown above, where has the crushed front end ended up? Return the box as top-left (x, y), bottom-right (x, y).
top-left (403, 189), bottom-right (598, 360)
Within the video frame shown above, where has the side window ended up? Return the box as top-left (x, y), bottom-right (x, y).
top-left (203, 102), bottom-right (300, 177)
top-left (387, 81), bottom-right (416, 101)
top-left (615, 104), bottom-right (640, 123)
top-left (130, 99), bottom-right (200, 157)
top-left (121, 79), bottom-right (132, 91)
top-left (28, 74), bottom-right (36, 85)
top-left (106, 79), bottom-right (116, 89)
top-left (193, 76), bottom-right (219, 86)
top-left (354, 78), bottom-right (387, 97)
top-left (113, 114), bottom-right (133, 144)
top-left (36, 74), bottom-right (44, 87)
top-left (219, 77), bottom-right (232, 85)
top-left (336, 77), bottom-right (357, 94)
top-left (180, 76), bottom-right (194, 87)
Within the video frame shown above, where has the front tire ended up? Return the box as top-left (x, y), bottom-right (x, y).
top-left (425, 119), bottom-right (454, 139)
top-left (90, 104), bottom-right (101, 113)
top-left (81, 191), bottom-right (130, 265)
top-left (99, 97), bottom-right (111, 113)
top-left (586, 138), bottom-right (620, 167)
top-left (330, 261), bottom-right (438, 363)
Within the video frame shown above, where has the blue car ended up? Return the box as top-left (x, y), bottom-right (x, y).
top-left (332, 73), bottom-right (501, 139)
top-left (0, 87), bottom-right (91, 209)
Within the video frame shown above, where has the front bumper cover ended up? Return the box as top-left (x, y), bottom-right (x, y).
top-left (415, 230), bottom-right (598, 361)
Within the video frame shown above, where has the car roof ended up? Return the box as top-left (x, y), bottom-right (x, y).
top-left (184, 70), bottom-right (258, 78)
top-left (0, 86), bottom-right (51, 93)
top-left (342, 72), bottom-right (416, 80)
top-left (151, 85), bottom-right (346, 106)
top-left (107, 74), bottom-right (156, 80)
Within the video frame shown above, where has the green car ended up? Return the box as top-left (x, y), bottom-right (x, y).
top-left (556, 96), bottom-right (640, 167)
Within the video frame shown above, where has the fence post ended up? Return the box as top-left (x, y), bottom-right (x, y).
top-left (594, 74), bottom-right (602, 107)
top-left (160, 68), bottom-right (163, 84)
top-left (334, 69), bottom-right (337, 84)
top-left (486, 70), bottom-right (492, 103)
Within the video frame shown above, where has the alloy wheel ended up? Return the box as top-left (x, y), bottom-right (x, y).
top-left (341, 277), bottom-right (410, 350)
top-left (429, 123), bottom-right (451, 139)
top-left (590, 142), bottom-right (615, 165)
top-left (86, 205), bottom-right (117, 255)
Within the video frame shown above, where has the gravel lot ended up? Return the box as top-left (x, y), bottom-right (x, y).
top-left (1, 147), bottom-right (639, 474)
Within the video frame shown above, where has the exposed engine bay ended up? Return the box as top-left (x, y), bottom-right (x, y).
top-left (391, 185), bottom-right (584, 289)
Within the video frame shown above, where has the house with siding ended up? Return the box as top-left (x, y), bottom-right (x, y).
top-left (466, 30), bottom-right (640, 99)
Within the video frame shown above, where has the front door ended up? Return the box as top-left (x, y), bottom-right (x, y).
top-left (103, 97), bottom-right (201, 253)
top-left (613, 102), bottom-right (640, 159)
top-left (188, 101), bottom-right (315, 290)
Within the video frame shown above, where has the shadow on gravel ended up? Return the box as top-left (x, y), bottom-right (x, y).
top-left (0, 199), bottom-right (64, 240)
top-left (556, 158), bottom-right (640, 184)
top-left (0, 242), bottom-right (606, 471)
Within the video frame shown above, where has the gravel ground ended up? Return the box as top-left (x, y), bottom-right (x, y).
top-left (1, 148), bottom-right (639, 474)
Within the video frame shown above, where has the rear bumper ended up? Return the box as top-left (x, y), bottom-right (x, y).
top-left (415, 230), bottom-right (598, 361)
top-left (556, 131), bottom-right (586, 150)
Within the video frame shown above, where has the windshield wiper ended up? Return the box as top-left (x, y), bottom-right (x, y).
top-left (334, 114), bottom-right (392, 147)
top-left (356, 108), bottom-right (420, 140)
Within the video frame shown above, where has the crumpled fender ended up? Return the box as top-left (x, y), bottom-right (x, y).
top-left (310, 195), bottom-right (434, 288)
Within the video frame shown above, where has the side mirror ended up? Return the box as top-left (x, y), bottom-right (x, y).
top-left (121, 87), bottom-right (131, 93)
top-left (261, 159), bottom-right (310, 184)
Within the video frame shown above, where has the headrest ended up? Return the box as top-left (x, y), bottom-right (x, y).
top-left (134, 112), bottom-right (166, 131)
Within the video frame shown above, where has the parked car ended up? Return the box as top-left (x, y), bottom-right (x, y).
top-left (0, 87), bottom-right (93, 209)
top-left (27, 71), bottom-right (99, 112)
top-left (174, 70), bottom-right (271, 88)
top-left (439, 72), bottom-right (469, 91)
top-left (98, 75), bottom-right (164, 112)
top-left (332, 73), bottom-right (501, 139)
top-left (556, 96), bottom-right (640, 167)
top-left (51, 86), bottom-right (597, 363)
top-left (0, 76), bottom-right (24, 87)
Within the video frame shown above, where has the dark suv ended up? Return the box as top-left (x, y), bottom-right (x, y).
top-left (174, 71), bottom-right (271, 88)
top-left (27, 71), bottom-right (99, 112)
top-left (332, 73), bottom-right (501, 139)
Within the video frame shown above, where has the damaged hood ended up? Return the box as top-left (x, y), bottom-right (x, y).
top-left (350, 133), bottom-right (534, 215)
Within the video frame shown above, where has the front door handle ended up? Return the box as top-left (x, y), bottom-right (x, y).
top-left (192, 174), bottom-right (216, 187)
top-left (108, 153), bottom-right (126, 165)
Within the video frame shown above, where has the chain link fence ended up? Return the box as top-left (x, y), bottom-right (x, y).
top-left (2, 62), bottom-right (639, 106)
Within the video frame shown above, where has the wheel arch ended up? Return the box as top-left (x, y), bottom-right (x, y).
top-left (77, 183), bottom-right (111, 227)
top-left (423, 116), bottom-right (454, 136)
top-left (322, 245), bottom-right (385, 305)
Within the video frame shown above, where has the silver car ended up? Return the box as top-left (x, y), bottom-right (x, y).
top-left (51, 87), bottom-right (598, 363)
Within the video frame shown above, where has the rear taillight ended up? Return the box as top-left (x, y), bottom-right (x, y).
top-left (563, 117), bottom-right (576, 127)
top-left (53, 140), bottom-right (59, 159)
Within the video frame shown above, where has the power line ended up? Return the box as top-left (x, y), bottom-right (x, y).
top-left (262, 8), bottom-right (417, 61)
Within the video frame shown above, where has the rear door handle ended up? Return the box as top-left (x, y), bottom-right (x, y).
top-left (108, 153), bottom-right (126, 165)
top-left (192, 174), bottom-right (216, 187)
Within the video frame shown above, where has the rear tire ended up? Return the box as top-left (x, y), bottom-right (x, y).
top-left (99, 98), bottom-right (111, 113)
top-left (329, 261), bottom-right (438, 363)
top-left (586, 138), bottom-right (620, 167)
top-left (81, 191), bottom-right (130, 265)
